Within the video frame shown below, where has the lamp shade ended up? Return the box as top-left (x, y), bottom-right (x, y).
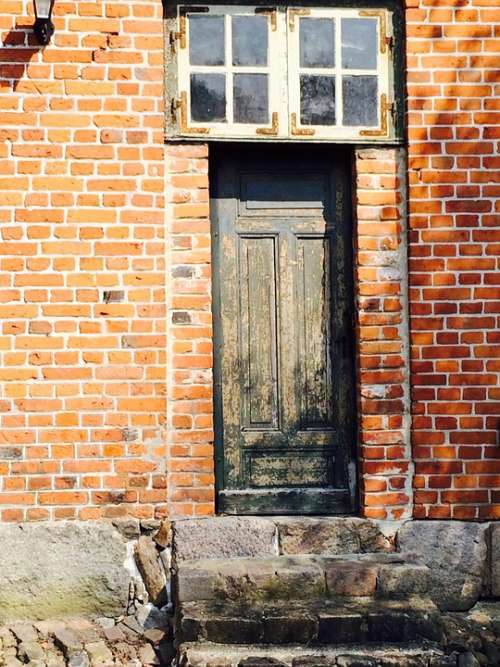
top-left (34, 0), bottom-right (53, 20)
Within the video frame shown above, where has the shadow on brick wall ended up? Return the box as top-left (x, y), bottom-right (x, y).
top-left (0, 25), bottom-right (43, 92)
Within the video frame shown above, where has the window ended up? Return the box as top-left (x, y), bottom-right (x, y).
top-left (166, 5), bottom-right (398, 142)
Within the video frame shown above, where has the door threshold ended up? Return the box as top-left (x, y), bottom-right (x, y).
top-left (218, 487), bottom-right (353, 516)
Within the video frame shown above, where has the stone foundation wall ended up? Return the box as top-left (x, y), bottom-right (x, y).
top-left (0, 519), bottom-right (168, 623)
top-left (0, 518), bottom-right (498, 624)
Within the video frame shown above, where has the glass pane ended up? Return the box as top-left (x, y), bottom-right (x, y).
top-left (234, 73), bottom-right (269, 124)
top-left (232, 15), bottom-right (268, 66)
top-left (190, 73), bottom-right (226, 122)
top-left (189, 15), bottom-right (225, 66)
top-left (300, 75), bottom-right (336, 126)
top-left (300, 18), bottom-right (335, 68)
top-left (343, 75), bottom-right (378, 126)
top-left (341, 18), bottom-right (377, 70)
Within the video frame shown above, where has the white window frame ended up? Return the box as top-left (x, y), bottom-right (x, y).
top-left (287, 7), bottom-right (394, 140)
top-left (168, 5), bottom-right (395, 142)
top-left (176, 5), bottom-right (288, 138)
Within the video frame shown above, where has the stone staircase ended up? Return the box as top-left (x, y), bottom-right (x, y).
top-left (169, 517), bottom-right (459, 667)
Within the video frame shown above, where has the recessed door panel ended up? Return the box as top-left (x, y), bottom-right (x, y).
top-left (297, 236), bottom-right (334, 429)
top-left (239, 235), bottom-right (279, 429)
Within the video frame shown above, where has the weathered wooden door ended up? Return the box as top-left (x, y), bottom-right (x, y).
top-left (211, 145), bottom-right (356, 515)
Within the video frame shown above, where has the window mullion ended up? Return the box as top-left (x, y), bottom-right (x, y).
top-left (283, 6), bottom-right (291, 137)
top-left (226, 14), bottom-right (234, 126)
top-left (335, 14), bottom-right (342, 127)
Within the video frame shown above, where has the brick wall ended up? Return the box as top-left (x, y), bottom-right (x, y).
top-left (406, 0), bottom-right (500, 519)
top-left (165, 145), bottom-right (413, 521)
top-left (0, 0), bottom-right (167, 521)
top-left (355, 147), bottom-right (412, 521)
top-left (165, 143), bottom-right (215, 518)
top-left (0, 0), bottom-right (498, 522)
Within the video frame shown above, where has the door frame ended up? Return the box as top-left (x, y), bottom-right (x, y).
top-left (165, 142), bottom-right (412, 521)
top-left (210, 142), bottom-right (358, 515)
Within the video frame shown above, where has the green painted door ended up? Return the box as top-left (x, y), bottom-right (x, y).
top-left (212, 145), bottom-right (356, 515)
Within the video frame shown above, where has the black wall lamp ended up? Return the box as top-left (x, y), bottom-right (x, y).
top-left (34, 0), bottom-right (55, 45)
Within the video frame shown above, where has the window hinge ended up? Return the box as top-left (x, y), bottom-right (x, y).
top-left (359, 9), bottom-right (388, 54)
top-left (255, 7), bottom-right (277, 31)
top-left (288, 8), bottom-right (311, 31)
top-left (178, 6), bottom-right (209, 49)
top-left (290, 112), bottom-right (315, 137)
top-left (169, 30), bottom-right (180, 52)
top-left (176, 91), bottom-right (210, 135)
top-left (386, 35), bottom-right (394, 51)
top-left (256, 111), bottom-right (279, 136)
top-left (360, 94), bottom-right (393, 137)
top-left (171, 97), bottom-right (181, 122)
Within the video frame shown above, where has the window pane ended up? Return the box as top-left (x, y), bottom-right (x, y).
top-left (300, 75), bottom-right (336, 126)
top-left (343, 75), bottom-right (378, 126)
top-left (234, 73), bottom-right (269, 124)
top-left (232, 15), bottom-right (268, 66)
top-left (189, 15), bottom-right (225, 66)
top-left (190, 73), bottom-right (226, 122)
top-left (341, 18), bottom-right (377, 70)
top-left (300, 18), bottom-right (335, 68)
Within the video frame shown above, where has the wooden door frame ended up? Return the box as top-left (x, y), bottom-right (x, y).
top-left (210, 142), bottom-right (358, 515)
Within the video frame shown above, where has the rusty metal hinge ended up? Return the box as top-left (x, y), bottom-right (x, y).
top-left (169, 29), bottom-right (180, 53)
top-left (255, 7), bottom-right (277, 31)
top-left (290, 112), bottom-right (315, 137)
top-left (288, 8), bottom-right (311, 31)
top-left (176, 91), bottom-right (210, 135)
top-left (360, 94), bottom-right (393, 137)
top-left (256, 111), bottom-right (279, 136)
top-left (177, 6), bottom-right (209, 49)
top-left (171, 97), bottom-right (181, 123)
top-left (359, 9), bottom-right (388, 54)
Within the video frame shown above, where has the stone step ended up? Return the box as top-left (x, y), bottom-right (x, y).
top-left (172, 517), bottom-right (393, 564)
top-left (176, 599), bottom-right (443, 647)
top-left (175, 553), bottom-right (429, 604)
top-left (177, 641), bottom-right (457, 667)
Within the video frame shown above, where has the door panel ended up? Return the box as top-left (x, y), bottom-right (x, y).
top-left (212, 145), bottom-right (356, 515)
top-left (297, 236), bottom-right (334, 429)
top-left (240, 235), bottom-right (279, 429)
